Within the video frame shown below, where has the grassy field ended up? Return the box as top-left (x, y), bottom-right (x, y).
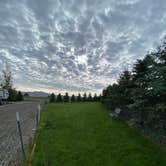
top-left (24, 96), bottom-right (48, 102)
top-left (29, 102), bottom-right (166, 166)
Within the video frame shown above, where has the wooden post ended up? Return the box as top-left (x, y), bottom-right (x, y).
top-left (16, 112), bottom-right (26, 160)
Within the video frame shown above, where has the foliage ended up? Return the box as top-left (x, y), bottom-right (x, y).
top-left (71, 94), bottom-right (76, 102)
top-left (83, 92), bottom-right (87, 102)
top-left (0, 63), bottom-right (25, 102)
top-left (16, 91), bottom-right (24, 101)
top-left (56, 93), bottom-right (63, 102)
top-left (0, 63), bottom-right (13, 90)
top-left (87, 93), bottom-right (93, 102)
top-left (48, 92), bottom-right (101, 103)
top-left (93, 93), bottom-right (98, 101)
top-left (8, 88), bottom-right (17, 101)
top-left (77, 93), bottom-right (82, 102)
top-left (49, 93), bottom-right (55, 103)
top-left (102, 40), bottom-right (166, 144)
top-left (63, 92), bottom-right (69, 102)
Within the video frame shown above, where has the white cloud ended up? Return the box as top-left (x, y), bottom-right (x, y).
top-left (0, 0), bottom-right (166, 93)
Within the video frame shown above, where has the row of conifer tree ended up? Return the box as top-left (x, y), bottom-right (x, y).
top-left (101, 39), bottom-right (166, 143)
top-left (49, 92), bottom-right (101, 103)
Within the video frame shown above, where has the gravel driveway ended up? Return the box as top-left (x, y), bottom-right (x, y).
top-left (0, 102), bottom-right (40, 166)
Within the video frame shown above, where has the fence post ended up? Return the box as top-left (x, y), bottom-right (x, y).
top-left (36, 109), bottom-right (38, 129)
top-left (38, 104), bottom-right (41, 124)
top-left (36, 104), bottom-right (41, 128)
top-left (16, 112), bottom-right (26, 160)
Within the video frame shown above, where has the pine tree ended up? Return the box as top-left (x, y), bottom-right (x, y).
top-left (56, 93), bottom-right (62, 102)
top-left (83, 93), bottom-right (87, 102)
top-left (77, 93), bottom-right (82, 102)
top-left (97, 94), bottom-right (101, 101)
top-left (8, 88), bottom-right (17, 101)
top-left (101, 39), bottom-right (166, 142)
top-left (93, 93), bottom-right (98, 101)
top-left (88, 93), bottom-right (92, 102)
top-left (64, 92), bottom-right (69, 102)
top-left (49, 93), bottom-right (55, 103)
top-left (118, 70), bottom-right (133, 106)
top-left (71, 94), bottom-right (76, 102)
top-left (16, 91), bottom-right (24, 101)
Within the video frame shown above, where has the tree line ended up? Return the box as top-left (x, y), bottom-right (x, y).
top-left (101, 39), bottom-right (166, 143)
top-left (49, 92), bottom-right (101, 103)
top-left (0, 64), bottom-right (24, 102)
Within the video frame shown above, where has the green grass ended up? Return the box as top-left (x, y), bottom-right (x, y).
top-left (30, 102), bottom-right (166, 166)
top-left (24, 96), bottom-right (48, 102)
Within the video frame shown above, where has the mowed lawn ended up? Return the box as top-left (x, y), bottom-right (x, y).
top-left (30, 103), bottom-right (166, 166)
top-left (24, 96), bottom-right (48, 102)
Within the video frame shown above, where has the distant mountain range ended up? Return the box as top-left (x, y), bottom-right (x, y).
top-left (23, 91), bottom-right (50, 97)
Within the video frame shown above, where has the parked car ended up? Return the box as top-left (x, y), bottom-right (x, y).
top-left (0, 89), bottom-right (9, 105)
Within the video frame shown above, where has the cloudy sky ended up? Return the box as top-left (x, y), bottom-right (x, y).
top-left (0, 0), bottom-right (166, 94)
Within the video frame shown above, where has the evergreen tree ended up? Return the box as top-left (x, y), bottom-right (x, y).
top-left (152, 44), bottom-right (166, 104)
top-left (16, 91), bottom-right (24, 101)
top-left (77, 93), bottom-right (82, 102)
top-left (131, 57), bottom-right (155, 126)
top-left (98, 94), bottom-right (102, 101)
top-left (56, 93), bottom-right (63, 102)
top-left (49, 93), bottom-right (55, 103)
top-left (71, 94), bottom-right (76, 102)
top-left (118, 70), bottom-right (133, 106)
top-left (8, 88), bottom-right (17, 101)
top-left (88, 93), bottom-right (93, 102)
top-left (83, 93), bottom-right (87, 102)
top-left (64, 92), bottom-right (69, 102)
top-left (93, 93), bottom-right (98, 101)
top-left (101, 39), bottom-right (166, 136)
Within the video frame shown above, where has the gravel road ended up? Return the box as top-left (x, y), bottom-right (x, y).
top-left (0, 102), bottom-right (40, 166)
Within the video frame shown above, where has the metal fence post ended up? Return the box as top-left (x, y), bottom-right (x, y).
top-left (38, 104), bottom-right (41, 124)
top-left (36, 104), bottom-right (41, 128)
top-left (16, 112), bottom-right (26, 160)
top-left (36, 109), bottom-right (38, 129)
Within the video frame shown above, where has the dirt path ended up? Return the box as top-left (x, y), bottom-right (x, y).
top-left (0, 102), bottom-right (40, 166)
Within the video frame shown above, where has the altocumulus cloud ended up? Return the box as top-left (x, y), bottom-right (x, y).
top-left (0, 0), bottom-right (166, 93)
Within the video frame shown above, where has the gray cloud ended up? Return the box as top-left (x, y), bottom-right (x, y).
top-left (0, 0), bottom-right (166, 93)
